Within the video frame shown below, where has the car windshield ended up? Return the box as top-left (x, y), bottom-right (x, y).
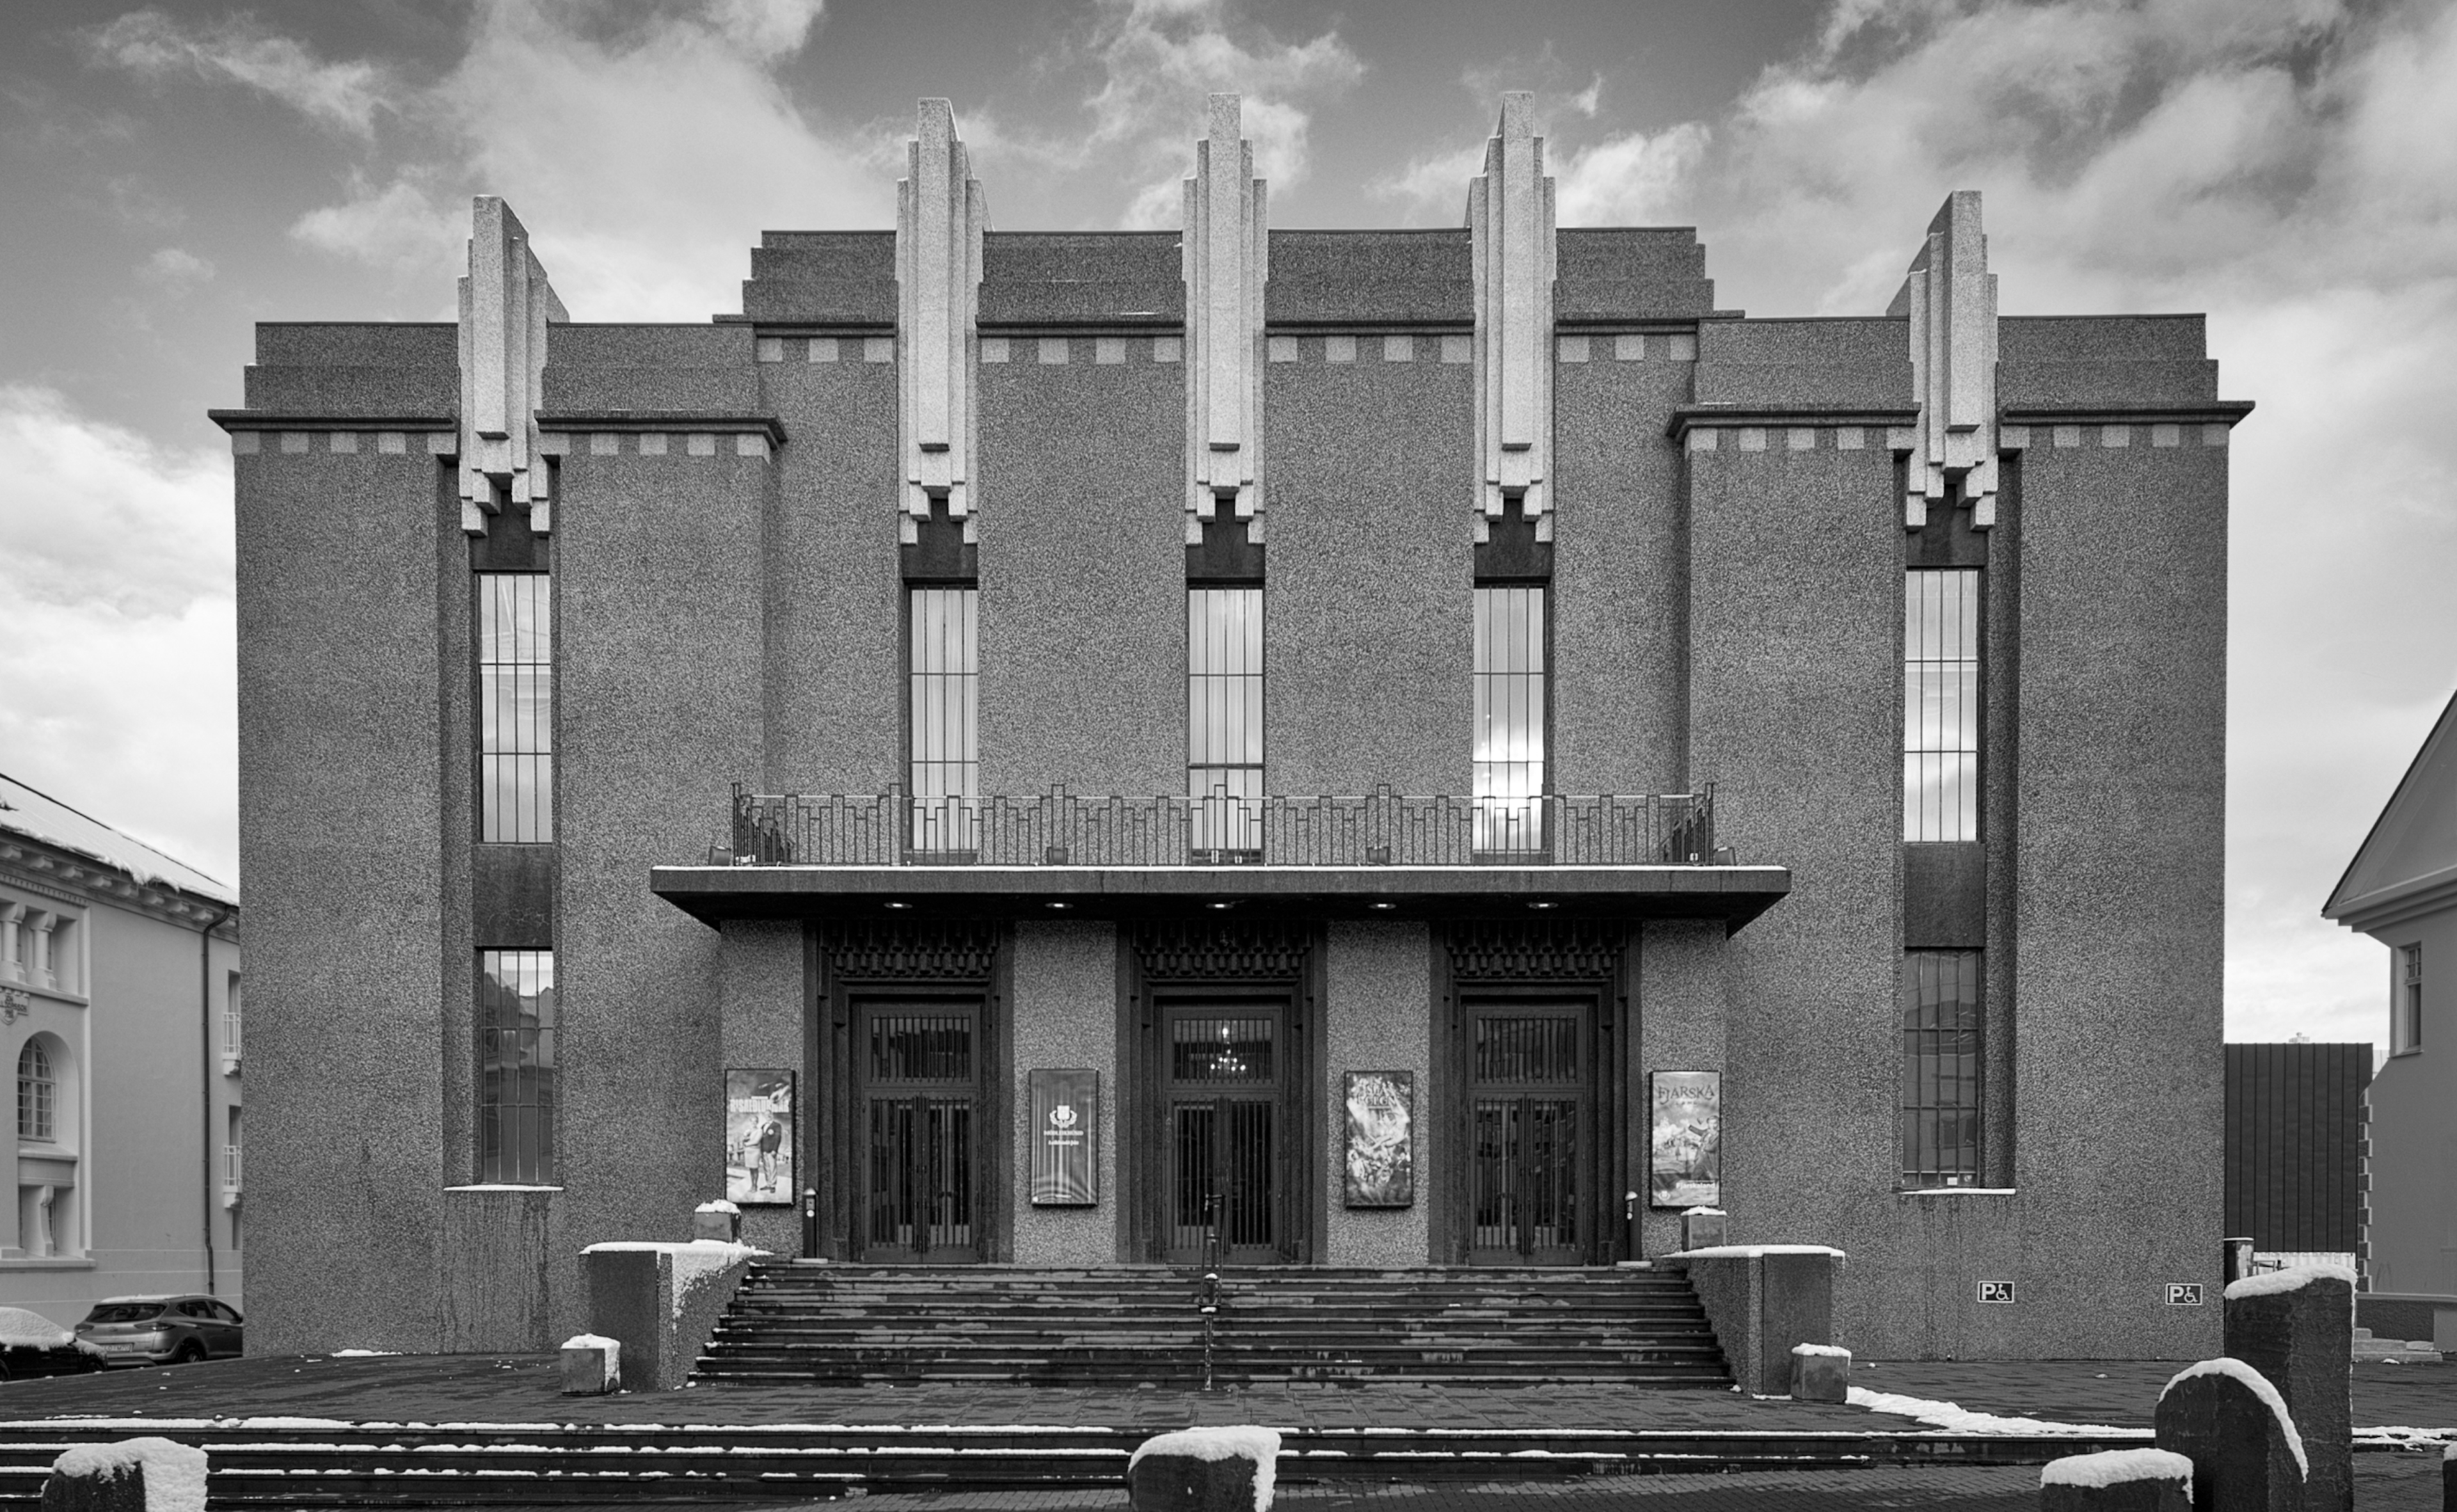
top-left (83, 1303), bottom-right (166, 1324)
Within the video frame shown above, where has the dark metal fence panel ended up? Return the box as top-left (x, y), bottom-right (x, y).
top-left (2223, 1042), bottom-right (2373, 1253)
top-left (720, 784), bottom-right (1722, 868)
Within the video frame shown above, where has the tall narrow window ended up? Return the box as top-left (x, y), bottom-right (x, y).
top-left (1189, 587), bottom-right (1264, 858)
top-left (1474, 586), bottom-right (1547, 852)
top-left (225, 1106), bottom-right (243, 1191)
top-left (909, 587), bottom-right (978, 852)
top-left (2397, 943), bottom-right (2424, 1053)
top-left (1904, 569), bottom-right (1980, 841)
top-left (16, 1039), bottom-right (53, 1142)
top-left (477, 949), bottom-right (558, 1184)
top-left (478, 573), bottom-right (553, 842)
top-left (1900, 950), bottom-right (1982, 1186)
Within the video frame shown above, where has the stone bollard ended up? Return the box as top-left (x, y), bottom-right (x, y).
top-left (2039, 1449), bottom-right (2195, 1511)
top-left (2223, 1264), bottom-right (2353, 1512)
top-left (692, 1200), bottom-right (741, 1243)
top-left (42, 1438), bottom-right (207, 1512)
top-left (2442, 1443), bottom-right (2454, 1511)
top-left (1127, 1427), bottom-right (1282, 1512)
top-left (560, 1332), bottom-right (621, 1395)
top-left (1790, 1343), bottom-right (1850, 1403)
top-left (1682, 1206), bottom-right (1728, 1250)
top-left (2153, 1358), bottom-right (2307, 1512)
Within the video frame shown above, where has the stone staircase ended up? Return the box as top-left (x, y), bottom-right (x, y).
top-left (694, 1264), bottom-right (1734, 1389)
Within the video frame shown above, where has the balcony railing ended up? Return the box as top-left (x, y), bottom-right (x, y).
top-left (714, 784), bottom-right (1717, 869)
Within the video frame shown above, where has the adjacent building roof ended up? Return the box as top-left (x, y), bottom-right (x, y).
top-left (0, 772), bottom-right (236, 907)
top-left (2324, 687), bottom-right (2457, 934)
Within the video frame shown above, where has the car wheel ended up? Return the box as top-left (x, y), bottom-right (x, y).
top-left (171, 1341), bottom-right (206, 1366)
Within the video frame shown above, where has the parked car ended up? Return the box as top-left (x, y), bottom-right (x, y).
top-left (72, 1295), bottom-right (244, 1367)
top-left (0, 1306), bottom-right (107, 1380)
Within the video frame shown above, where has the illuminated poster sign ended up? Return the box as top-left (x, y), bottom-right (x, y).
top-left (1649, 1070), bottom-right (1721, 1209)
top-left (1344, 1070), bottom-right (1415, 1208)
top-left (725, 1069), bottom-right (795, 1206)
top-left (1029, 1068), bottom-right (1098, 1206)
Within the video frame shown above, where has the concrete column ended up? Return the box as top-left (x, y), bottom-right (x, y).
top-left (1322, 921), bottom-right (1431, 1266)
top-left (1011, 921), bottom-right (1118, 1265)
top-left (1638, 921), bottom-right (1728, 1256)
top-left (718, 921), bottom-right (807, 1255)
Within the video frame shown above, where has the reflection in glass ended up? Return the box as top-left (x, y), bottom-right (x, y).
top-left (1899, 948), bottom-right (1980, 1185)
top-left (478, 948), bottom-right (557, 1184)
top-left (1189, 588), bottom-right (1264, 857)
top-left (909, 587), bottom-right (978, 852)
top-left (478, 574), bottom-right (553, 842)
top-left (1474, 586), bottom-right (1547, 852)
top-left (1904, 569), bottom-right (1980, 841)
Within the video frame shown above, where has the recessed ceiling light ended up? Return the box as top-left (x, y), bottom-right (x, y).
top-left (1368, 902), bottom-right (1397, 911)
top-left (1527, 900), bottom-right (1558, 910)
top-left (883, 900), bottom-right (912, 911)
top-left (1208, 900), bottom-right (1237, 911)
top-left (1046, 901), bottom-right (1072, 911)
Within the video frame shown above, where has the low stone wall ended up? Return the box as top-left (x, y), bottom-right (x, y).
top-left (1665, 1245), bottom-right (1845, 1396)
top-left (2353, 1291), bottom-right (2456, 1348)
top-left (579, 1241), bottom-right (765, 1390)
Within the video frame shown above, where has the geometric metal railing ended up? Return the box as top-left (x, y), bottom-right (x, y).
top-left (717, 784), bottom-right (1718, 868)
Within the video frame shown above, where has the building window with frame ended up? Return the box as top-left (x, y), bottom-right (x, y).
top-left (1474, 585), bottom-right (1547, 853)
top-left (2396, 943), bottom-right (2424, 1053)
top-left (16, 1039), bottom-right (54, 1142)
top-left (1905, 568), bottom-right (1981, 842)
top-left (910, 587), bottom-right (979, 853)
top-left (477, 573), bottom-right (553, 843)
top-left (1189, 587), bottom-right (1264, 858)
top-left (477, 949), bottom-right (558, 1185)
top-left (1901, 948), bottom-right (1982, 1186)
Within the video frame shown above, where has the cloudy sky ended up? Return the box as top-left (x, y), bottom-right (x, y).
top-left (3, 0), bottom-right (2451, 1047)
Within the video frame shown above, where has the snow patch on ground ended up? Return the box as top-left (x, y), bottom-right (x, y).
top-left (1847, 1387), bottom-right (2145, 1438)
top-left (2161, 1358), bottom-right (2308, 1477)
top-left (51, 1438), bottom-right (207, 1512)
top-left (2040, 1447), bottom-right (2193, 1490)
top-left (1667, 1245), bottom-right (1847, 1259)
top-left (2223, 1264), bottom-right (2357, 1301)
top-left (330, 1349), bottom-right (399, 1357)
top-left (1130, 1426), bottom-right (1282, 1512)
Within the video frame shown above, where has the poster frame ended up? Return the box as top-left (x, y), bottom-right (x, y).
top-left (1648, 1069), bottom-right (1722, 1209)
top-left (1342, 1069), bottom-right (1416, 1209)
top-left (724, 1067), bottom-right (797, 1207)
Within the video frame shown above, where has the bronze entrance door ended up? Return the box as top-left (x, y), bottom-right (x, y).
top-left (1465, 1003), bottom-right (1591, 1265)
top-left (855, 1001), bottom-right (980, 1262)
top-left (1162, 1005), bottom-right (1284, 1264)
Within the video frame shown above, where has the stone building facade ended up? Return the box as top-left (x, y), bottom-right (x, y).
top-left (221, 95), bottom-right (2244, 1360)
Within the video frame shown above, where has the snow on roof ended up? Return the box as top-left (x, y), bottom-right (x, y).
top-left (0, 1307), bottom-right (74, 1348)
top-left (0, 772), bottom-right (235, 906)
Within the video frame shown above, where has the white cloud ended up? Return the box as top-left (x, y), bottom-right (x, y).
top-left (0, 385), bottom-right (236, 883)
top-left (136, 246), bottom-right (214, 292)
top-left (86, 8), bottom-right (395, 138)
top-left (1553, 125), bottom-right (1710, 227)
top-left (289, 175), bottom-right (463, 281)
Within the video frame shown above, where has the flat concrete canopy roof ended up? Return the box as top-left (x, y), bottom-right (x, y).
top-left (649, 863), bottom-right (1791, 932)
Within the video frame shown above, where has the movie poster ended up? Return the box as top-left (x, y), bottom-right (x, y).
top-left (725, 1069), bottom-right (795, 1206)
top-left (1344, 1070), bottom-right (1414, 1207)
top-left (1649, 1070), bottom-right (1721, 1207)
top-left (1028, 1068), bottom-right (1099, 1206)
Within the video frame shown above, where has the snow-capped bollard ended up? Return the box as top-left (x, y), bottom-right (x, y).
top-left (692, 1199), bottom-right (741, 1243)
top-left (2039, 1448), bottom-right (2193, 1511)
top-left (2441, 1442), bottom-right (2454, 1511)
top-left (44, 1438), bottom-right (207, 1512)
top-left (559, 1333), bottom-right (620, 1395)
top-left (1790, 1342), bottom-right (1850, 1402)
top-left (1126, 1426), bottom-right (1281, 1512)
top-left (1680, 1206), bottom-right (1726, 1250)
top-left (2153, 1358), bottom-right (2307, 1512)
top-left (2224, 1264), bottom-right (2353, 1512)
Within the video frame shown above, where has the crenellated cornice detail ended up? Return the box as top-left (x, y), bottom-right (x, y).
top-left (896, 99), bottom-right (988, 544)
top-left (458, 196), bottom-right (568, 537)
top-left (1468, 93), bottom-right (1555, 541)
top-left (1182, 93), bottom-right (1268, 543)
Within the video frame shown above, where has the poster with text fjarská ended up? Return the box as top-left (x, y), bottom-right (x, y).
top-left (725, 1069), bottom-right (795, 1206)
top-left (1029, 1068), bottom-right (1098, 1206)
top-left (1649, 1070), bottom-right (1721, 1208)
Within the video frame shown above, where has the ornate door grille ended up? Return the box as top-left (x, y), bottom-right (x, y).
top-left (859, 1008), bottom-right (978, 1261)
top-left (1165, 1011), bottom-right (1280, 1262)
top-left (1467, 1008), bottom-right (1586, 1264)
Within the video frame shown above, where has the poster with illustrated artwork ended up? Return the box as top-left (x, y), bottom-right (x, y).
top-left (725, 1069), bottom-right (795, 1206)
top-left (1344, 1071), bottom-right (1414, 1207)
top-left (1649, 1070), bottom-right (1721, 1207)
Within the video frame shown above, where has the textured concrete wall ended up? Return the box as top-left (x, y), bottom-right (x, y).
top-left (977, 343), bottom-right (1182, 797)
top-left (2008, 433), bottom-right (2227, 1357)
top-left (1637, 921), bottom-right (1729, 1257)
top-left (1321, 921), bottom-right (1432, 1266)
top-left (235, 436), bottom-right (447, 1354)
top-left (439, 1187), bottom-right (554, 1351)
top-left (1553, 349), bottom-right (1692, 794)
top-left (1009, 921), bottom-right (1119, 1264)
top-left (553, 438), bottom-right (768, 1340)
top-left (2365, 909), bottom-right (2457, 1294)
top-left (1687, 434), bottom-right (1905, 1344)
top-left (1266, 340), bottom-right (1473, 795)
top-left (720, 920), bottom-right (807, 1255)
top-left (761, 353), bottom-right (900, 795)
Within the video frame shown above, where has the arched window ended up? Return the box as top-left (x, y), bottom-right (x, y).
top-left (17, 1039), bottom-right (53, 1142)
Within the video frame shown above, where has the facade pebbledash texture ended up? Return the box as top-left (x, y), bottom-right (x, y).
top-left (219, 94), bottom-right (2245, 1360)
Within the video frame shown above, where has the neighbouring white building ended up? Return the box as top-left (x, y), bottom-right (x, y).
top-left (2, 773), bottom-right (241, 1330)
